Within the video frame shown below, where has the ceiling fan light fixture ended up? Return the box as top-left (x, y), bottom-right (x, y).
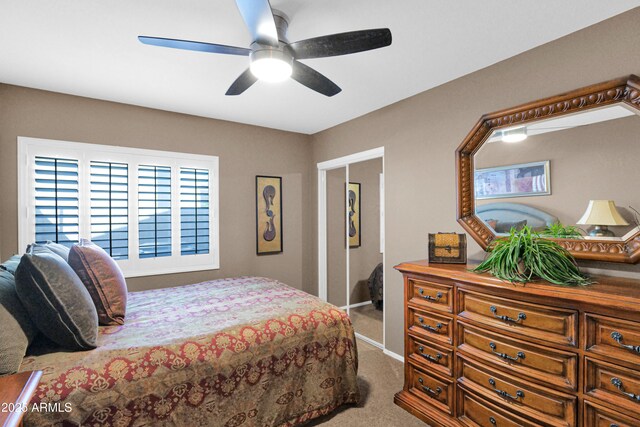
top-left (501, 126), bottom-right (528, 143)
top-left (250, 49), bottom-right (292, 83)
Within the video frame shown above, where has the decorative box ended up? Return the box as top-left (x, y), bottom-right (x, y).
top-left (428, 233), bottom-right (467, 264)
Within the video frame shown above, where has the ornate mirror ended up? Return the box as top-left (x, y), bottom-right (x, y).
top-left (457, 75), bottom-right (640, 263)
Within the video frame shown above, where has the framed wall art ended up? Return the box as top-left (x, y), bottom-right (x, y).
top-left (348, 182), bottom-right (361, 248)
top-left (256, 176), bottom-right (282, 255)
top-left (474, 160), bottom-right (550, 200)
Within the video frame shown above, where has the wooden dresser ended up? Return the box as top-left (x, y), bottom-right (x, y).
top-left (394, 261), bottom-right (640, 427)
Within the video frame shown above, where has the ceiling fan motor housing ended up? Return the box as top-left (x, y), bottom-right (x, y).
top-left (248, 9), bottom-right (293, 82)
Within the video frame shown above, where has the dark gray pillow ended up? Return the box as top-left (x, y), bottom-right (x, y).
top-left (15, 252), bottom-right (98, 351)
top-left (26, 242), bottom-right (71, 262)
top-left (495, 219), bottom-right (528, 233)
top-left (0, 255), bottom-right (22, 275)
top-left (0, 270), bottom-right (38, 374)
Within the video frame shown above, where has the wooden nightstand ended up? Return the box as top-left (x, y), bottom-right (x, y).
top-left (0, 371), bottom-right (42, 427)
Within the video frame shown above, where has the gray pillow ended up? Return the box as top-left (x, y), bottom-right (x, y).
top-left (0, 270), bottom-right (38, 374)
top-left (26, 241), bottom-right (71, 262)
top-left (495, 219), bottom-right (528, 233)
top-left (0, 255), bottom-right (22, 275)
top-left (15, 252), bottom-right (98, 351)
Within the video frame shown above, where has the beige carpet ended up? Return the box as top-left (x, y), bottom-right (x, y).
top-left (349, 304), bottom-right (383, 344)
top-left (306, 339), bottom-right (427, 427)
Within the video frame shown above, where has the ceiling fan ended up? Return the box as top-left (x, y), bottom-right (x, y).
top-left (138, 0), bottom-right (392, 97)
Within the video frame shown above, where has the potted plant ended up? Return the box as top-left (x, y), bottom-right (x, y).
top-left (473, 226), bottom-right (591, 286)
top-left (540, 222), bottom-right (584, 238)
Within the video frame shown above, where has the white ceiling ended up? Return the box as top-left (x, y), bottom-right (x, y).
top-left (1, 1), bottom-right (639, 134)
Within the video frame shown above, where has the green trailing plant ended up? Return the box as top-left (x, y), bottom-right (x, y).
top-left (540, 222), bottom-right (584, 238)
top-left (473, 226), bottom-right (591, 286)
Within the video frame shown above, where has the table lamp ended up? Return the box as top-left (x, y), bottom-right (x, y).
top-left (577, 200), bottom-right (629, 237)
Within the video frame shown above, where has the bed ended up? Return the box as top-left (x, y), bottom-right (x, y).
top-left (476, 202), bottom-right (559, 232)
top-left (18, 276), bottom-right (359, 427)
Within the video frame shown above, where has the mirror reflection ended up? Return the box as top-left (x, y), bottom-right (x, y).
top-left (474, 104), bottom-right (640, 241)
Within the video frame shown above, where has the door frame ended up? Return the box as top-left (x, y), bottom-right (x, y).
top-left (317, 147), bottom-right (385, 350)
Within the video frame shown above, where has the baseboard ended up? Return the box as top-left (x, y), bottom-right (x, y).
top-left (339, 300), bottom-right (373, 310)
top-left (355, 333), bottom-right (384, 349)
top-left (383, 348), bottom-right (404, 363)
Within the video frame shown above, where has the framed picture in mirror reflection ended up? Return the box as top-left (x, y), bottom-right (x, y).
top-left (347, 182), bottom-right (361, 248)
top-left (475, 160), bottom-right (550, 200)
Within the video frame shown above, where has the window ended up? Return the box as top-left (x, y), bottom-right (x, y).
top-left (34, 156), bottom-right (80, 247)
top-left (90, 161), bottom-right (129, 260)
top-left (19, 137), bottom-right (219, 277)
top-left (180, 168), bottom-right (210, 255)
top-left (138, 165), bottom-right (172, 259)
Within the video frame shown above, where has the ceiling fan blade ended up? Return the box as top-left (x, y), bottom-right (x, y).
top-left (234, 0), bottom-right (279, 46)
top-left (138, 36), bottom-right (251, 56)
top-left (291, 61), bottom-right (341, 97)
top-left (289, 28), bottom-right (392, 60)
top-left (226, 68), bottom-right (258, 96)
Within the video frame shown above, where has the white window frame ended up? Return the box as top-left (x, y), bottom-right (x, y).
top-left (18, 136), bottom-right (220, 278)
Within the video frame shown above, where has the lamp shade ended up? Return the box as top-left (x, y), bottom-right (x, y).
top-left (577, 200), bottom-right (629, 226)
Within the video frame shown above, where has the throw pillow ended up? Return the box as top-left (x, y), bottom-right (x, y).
top-left (0, 255), bottom-right (22, 275)
top-left (494, 219), bottom-right (528, 233)
top-left (26, 241), bottom-right (71, 262)
top-left (68, 239), bottom-right (127, 325)
top-left (15, 252), bottom-right (98, 350)
top-left (0, 270), bottom-right (38, 374)
top-left (486, 219), bottom-right (498, 230)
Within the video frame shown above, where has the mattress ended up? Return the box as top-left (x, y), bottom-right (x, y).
top-left (19, 276), bottom-right (359, 426)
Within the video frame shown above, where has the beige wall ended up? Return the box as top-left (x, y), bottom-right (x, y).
top-left (0, 85), bottom-right (313, 292)
top-left (311, 9), bottom-right (640, 356)
top-left (476, 116), bottom-right (640, 236)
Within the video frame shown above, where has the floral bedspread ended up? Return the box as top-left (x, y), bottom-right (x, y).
top-left (19, 277), bottom-right (359, 426)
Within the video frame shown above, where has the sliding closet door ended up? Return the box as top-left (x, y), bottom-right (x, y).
top-left (348, 158), bottom-right (383, 345)
top-left (326, 167), bottom-right (347, 309)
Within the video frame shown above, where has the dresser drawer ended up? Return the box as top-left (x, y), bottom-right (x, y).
top-left (457, 354), bottom-right (576, 427)
top-left (584, 399), bottom-right (640, 427)
top-left (408, 307), bottom-right (453, 345)
top-left (408, 334), bottom-right (453, 377)
top-left (408, 277), bottom-right (453, 313)
top-left (586, 313), bottom-right (640, 365)
top-left (457, 387), bottom-right (538, 427)
top-left (585, 357), bottom-right (640, 415)
top-left (408, 363), bottom-right (454, 415)
top-left (457, 322), bottom-right (578, 391)
top-left (458, 289), bottom-right (578, 347)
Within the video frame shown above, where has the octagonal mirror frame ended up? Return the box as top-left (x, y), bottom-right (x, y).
top-left (456, 74), bottom-right (640, 263)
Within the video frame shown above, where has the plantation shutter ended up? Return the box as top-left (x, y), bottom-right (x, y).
top-left (180, 168), bottom-right (210, 255)
top-left (34, 156), bottom-right (80, 247)
top-left (90, 161), bottom-right (129, 260)
top-left (138, 165), bottom-right (172, 258)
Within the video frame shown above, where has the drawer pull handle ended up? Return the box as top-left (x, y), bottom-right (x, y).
top-left (488, 378), bottom-right (524, 401)
top-left (611, 331), bottom-right (640, 353)
top-left (490, 306), bottom-right (526, 323)
top-left (489, 417), bottom-right (497, 425)
top-left (418, 346), bottom-right (442, 363)
top-left (418, 317), bottom-right (443, 333)
top-left (419, 288), bottom-right (443, 302)
top-left (610, 424), bottom-right (619, 427)
top-left (489, 342), bottom-right (525, 362)
top-left (418, 377), bottom-right (442, 396)
top-left (611, 377), bottom-right (640, 401)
